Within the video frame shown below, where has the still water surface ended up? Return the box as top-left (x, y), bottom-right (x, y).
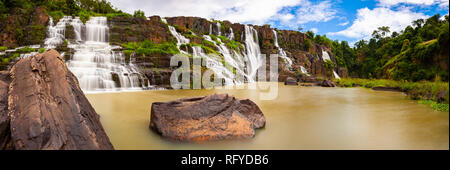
top-left (86, 83), bottom-right (449, 150)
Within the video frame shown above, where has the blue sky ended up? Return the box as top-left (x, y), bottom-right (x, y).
top-left (108, 0), bottom-right (449, 44)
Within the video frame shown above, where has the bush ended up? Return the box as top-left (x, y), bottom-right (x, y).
top-left (122, 40), bottom-right (179, 56)
top-left (0, 46), bottom-right (7, 52)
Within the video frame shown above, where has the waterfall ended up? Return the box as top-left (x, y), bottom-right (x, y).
top-left (167, 25), bottom-right (190, 53)
top-left (300, 66), bottom-right (310, 76)
top-left (192, 46), bottom-right (235, 85)
top-left (272, 30), bottom-right (292, 69)
top-left (44, 16), bottom-right (150, 92)
top-left (216, 22), bottom-right (221, 36)
top-left (44, 16), bottom-right (73, 49)
top-left (85, 17), bottom-right (108, 42)
top-left (70, 17), bottom-right (84, 41)
top-left (244, 25), bottom-right (262, 82)
top-left (227, 28), bottom-right (234, 40)
top-left (321, 50), bottom-right (331, 61)
top-left (322, 50), bottom-right (340, 79)
top-left (333, 71), bottom-right (341, 79)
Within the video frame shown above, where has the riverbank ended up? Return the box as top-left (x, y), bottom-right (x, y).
top-left (334, 78), bottom-right (449, 112)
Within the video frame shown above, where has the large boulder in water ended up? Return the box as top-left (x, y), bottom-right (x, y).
top-left (5, 50), bottom-right (114, 150)
top-left (284, 77), bottom-right (298, 85)
top-left (319, 80), bottom-right (336, 87)
top-left (150, 94), bottom-right (266, 142)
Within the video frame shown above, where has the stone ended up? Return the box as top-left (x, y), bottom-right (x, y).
top-left (284, 77), bottom-right (298, 85)
top-left (7, 50), bottom-right (114, 150)
top-left (150, 94), bottom-right (266, 142)
top-left (320, 80), bottom-right (336, 87)
top-left (0, 71), bottom-right (13, 149)
top-left (372, 86), bottom-right (402, 92)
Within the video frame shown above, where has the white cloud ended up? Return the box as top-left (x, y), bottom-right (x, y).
top-left (377, 0), bottom-right (449, 7)
top-left (294, 0), bottom-right (337, 24)
top-left (108, 0), bottom-right (301, 24)
top-left (108, 0), bottom-right (338, 26)
top-left (310, 28), bottom-right (319, 33)
top-left (338, 21), bottom-right (349, 26)
top-left (329, 7), bottom-right (428, 39)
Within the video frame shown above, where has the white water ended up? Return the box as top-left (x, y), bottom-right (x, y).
top-left (45, 16), bottom-right (149, 92)
top-left (227, 28), bottom-right (234, 40)
top-left (44, 16), bottom-right (72, 49)
top-left (322, 50), bottom-right (340, 79)
top-left (300, 66), bottom-right (310, 76)
top-left (273, 30), bottom-right (292, 69)
top-left (216, 22), bottom-right (221, 36)
top-left (167, 25), bottom-right (190, 53)
top-left (191, 46), bottom-right (236, 85)
top-left (244, 25), bottom-right (262, 82)
top-left (322, 50), bottom-right (331, 61)
top-left (333, 71), bottom-right (341, 79)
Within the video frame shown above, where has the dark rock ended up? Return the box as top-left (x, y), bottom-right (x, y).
top-left (150, 94), bottom-right (266, 142)
top-left (0, 71), bottom-right (13, 150)
top-left (284, 77), bottom-right (298, 85)
top-left (372, 86), bottom-right (402, 92)
top-left (7, 50), bottom-right (114, 150)
top-left (320, 80), bottom-right (336, 87)
top-left (436, 90), bottom-right (448, 103)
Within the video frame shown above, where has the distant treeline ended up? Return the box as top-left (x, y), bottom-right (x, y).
top-left (306, 14), bottom-right (449, 82)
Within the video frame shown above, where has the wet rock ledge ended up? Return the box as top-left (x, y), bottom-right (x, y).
top-left (0, 50), bottom-right (114, 150)
top-left (150, 94), bottom-right (266, 142)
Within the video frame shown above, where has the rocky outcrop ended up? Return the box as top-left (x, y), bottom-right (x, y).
top-left (319, 80), bottom-right (336, 87)
top-left (2, 50), bottom-right (114, 150)
top-left (150, 94), bottom-right (266, 142)
top-left (284, 77), bottom-right (298, 85)
top-left (109, 15), bottom-right (174, 45)
top-left (0, 71), bottom-right (13, 149)
top-left (0, 6), bottom-right (49, 48)
top-left (372, 86), bottom-right (402, 92)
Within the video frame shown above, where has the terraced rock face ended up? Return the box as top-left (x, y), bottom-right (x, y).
top-left (150, 94), bottom-right (266, 142)
top-left (4, 50), bottom-right (114, 150)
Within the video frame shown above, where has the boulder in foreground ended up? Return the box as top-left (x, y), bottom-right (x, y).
top-left (284, 77), bottom-right (298, 86)
top-left (150, 94), bottom-right (266, 142)
top-left (6, 50), bottom-right (114, 150)
top-left (319, 80), bottom-right (336, 87)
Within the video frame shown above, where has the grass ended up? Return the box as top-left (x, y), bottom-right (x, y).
top-left (334, 78), bottom-right (449, 112)
top-left (419, 100), bottom-right (449, 112)
top-left (121, 40), bottom-right (180, 56)
top-left (0, 46), bottom-right (7, 52)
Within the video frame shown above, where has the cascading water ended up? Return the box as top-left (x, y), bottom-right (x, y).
top-left (244, 25), bottom-right (262, 82)
top-left (216, 22), bottom-right (221, 36)
top-left (45, 16), bottom-right (149, 92)
top-left (272, 30), bottom-right (292, 69)
top-left (44, 16), bottom-right (73, 49)
top-left (167, 25), bottom-right (190, 53)
top-left (322, 50), bottom-right (340, 79)
top-left (300, 66), bottom-right (310, 76)
top-left (227, 28), bottom-right (234, 40)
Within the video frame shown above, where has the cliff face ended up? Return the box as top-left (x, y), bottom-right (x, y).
top-left (0, 6), bottom-right (49, 48)
top-left (107, 15), bottom-right (347, 86)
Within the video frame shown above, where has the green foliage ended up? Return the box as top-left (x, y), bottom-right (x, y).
top-left (338, 14), bottom-right (449, 81)
top-left (334, 78), bottom-right (449, 106)
top-left (16, 47), bottom-right (35, 53)
top-left (122, 40), bottom-right (180, 56)
top-left (0, 46), bottom-right (7, 52)
top-left (304, 39), bottom-right (312, 51)
top-left (419, 100), bottom-right (449, 112)
top-left (39, 48), bottom-right (46, 53)
top-left (133, 10), bottom-right (145, 18)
